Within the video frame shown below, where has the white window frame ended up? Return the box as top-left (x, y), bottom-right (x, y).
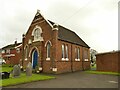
top-left (75, 47), bottom-right (80, 61)
top-left (84, 50), bottom-right (89, 62)
top-left (62, 44), bottom-right (69, 61)
top-left (6, 49), bottom-right (10, 54)
top-left (34, 28), bottom-right (41, 40)
top-left (46, 42), bottom-right (51, 61)
top-left (16, 48), bottom-right (20, 53)
top-left (24, 46), bottom-right (28, 61)
top-left (45, 41), bottom-right (52, 61)
top-left (62, 44), bottom-right (65, 60)
top-left (1, 50), bottom-right (5, 54)
top-left (32, 25), bottom-right (43, 42)
top-left (65, 45), bottom-right (68, 58)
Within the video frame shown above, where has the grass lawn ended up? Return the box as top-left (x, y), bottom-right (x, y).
top-left (0, 66), bottom-right (13, 72)
top-left (88, 64), bottom-right (120, 76)
top-left (85, 70), bottom-right (120, 76)
top-left (1, 73), bottom-right (55, 87)
top-left (0, 66), bottom-right (55, 87)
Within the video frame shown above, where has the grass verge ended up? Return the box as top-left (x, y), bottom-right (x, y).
top-left (0, 66), bottom-right (55, 87)
top-left (1, 73), bottom-right (55, 87)
top-left (0, 66), bottom-right (13, 72)
top-left (85, 70), bottom-right (120, 76)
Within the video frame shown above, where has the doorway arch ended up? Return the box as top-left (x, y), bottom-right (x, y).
top-left (32, 49), bottom-right (38, 69)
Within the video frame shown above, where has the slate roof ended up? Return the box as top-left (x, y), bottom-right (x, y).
top-left (49, 20), bottom-right (90, 48)
top-left (2, 43), bottom-right (22, 50)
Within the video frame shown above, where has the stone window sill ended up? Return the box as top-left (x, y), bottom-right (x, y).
top-left (52, 68), bottom-right (57, 72)
top-left (84, 59), bottom-right (89, 61)
top-left (33, 37), bottom-right (44, 42)
top-left (75, 59), bottom-right (80, 61)
top-left (46, 58), bottom-right (50, 61)
top-left (62, 58), bottom-right (69, 61)
top-left (25, 58), bottom-right (28, 61)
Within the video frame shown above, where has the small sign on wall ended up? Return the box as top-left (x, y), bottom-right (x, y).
top-left (52, 68), bottom-right (57, 72)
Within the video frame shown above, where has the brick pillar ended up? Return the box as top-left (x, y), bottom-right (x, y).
top-left (52, 23), bottom-right (58, 72)
top-left (22, 34), bottom-right (25, 68)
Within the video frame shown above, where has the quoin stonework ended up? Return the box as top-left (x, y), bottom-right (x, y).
top-left (20, 10), bottom-right (90, 74)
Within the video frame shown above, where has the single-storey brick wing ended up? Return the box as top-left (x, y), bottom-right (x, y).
top-left (96, 51), bottom-right (120, 73)
top-left (21, 10), bottom-right (90, 74)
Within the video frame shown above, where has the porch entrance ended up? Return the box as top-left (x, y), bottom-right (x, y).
top-left (32, 50), bottom-right (38, 69)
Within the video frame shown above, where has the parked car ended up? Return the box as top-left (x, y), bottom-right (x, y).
top-left (0, 58), bottom-right (6, 65)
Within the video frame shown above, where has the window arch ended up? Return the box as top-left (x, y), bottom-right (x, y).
top-left (34, 28), bottom-right (41, 40)
top-left (32, 25), bottom-right (43, 41)
top-left (24, 45), bottom-right (28, 60)
top-left (45, 41), bottom-right (52, 60)
top-left (62, 44), bottom-right (65, 59)
top-left (75, 47), bottom-right (80, 61)
top-left (47, 42), bottom-right (51, 58)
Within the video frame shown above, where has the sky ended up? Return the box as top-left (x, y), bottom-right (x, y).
top-left (0, 0), bottom-right (119, 53)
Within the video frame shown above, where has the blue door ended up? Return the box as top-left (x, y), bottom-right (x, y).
top-left (32, 50), bottom-right (38, 69)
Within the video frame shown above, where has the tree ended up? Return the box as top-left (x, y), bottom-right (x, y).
top-left (90, 49), bottom-right (98, 66)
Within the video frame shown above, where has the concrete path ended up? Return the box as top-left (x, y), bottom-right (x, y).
top-left (5, 71), bottom-right (118, 88)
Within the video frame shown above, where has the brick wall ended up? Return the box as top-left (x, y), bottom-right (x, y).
top-left (54, 40), bottom-right (90, 74)
top-left (96, 51), bottom-right (119, 72)
top-left (3, 46), bottom-right (22, 65)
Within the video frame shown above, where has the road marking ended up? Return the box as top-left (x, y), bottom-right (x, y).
top-left (108, 81), bottom-right (118, 84)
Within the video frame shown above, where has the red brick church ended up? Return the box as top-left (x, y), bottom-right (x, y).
top-left (21, 10), bottom-right (90, 74)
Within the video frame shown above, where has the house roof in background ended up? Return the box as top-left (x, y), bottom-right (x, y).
top-left (2, 43), bottom-right (22, 50)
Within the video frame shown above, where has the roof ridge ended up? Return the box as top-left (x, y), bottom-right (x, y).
top-left (48, 20), bottom-right (75, 33)
top-left (2, 42), bottom-right (22, 49)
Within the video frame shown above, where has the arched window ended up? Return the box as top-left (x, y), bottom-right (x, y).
top-left (32, 25), bottom-right (43, 42)
top-left (62, 44), bottom-right (65, 59)
top-left (25, 46), bottom-right (28, 60)
top-left (47, 42), bottom-right (51, 58)
top-left (84, 50), bottom-right (89, 61)
top-left (65, 45), bottom-right (68, 58)
top-left (77, 48), bottom-right (80, 59)
top-left (75, 47), bottom-right (80, 61)
top-left (34, 28), bottom-right (41, 40)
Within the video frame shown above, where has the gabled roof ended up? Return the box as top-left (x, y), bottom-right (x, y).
top-left (2, 43), bottom-right (22, 50)
top-left (27, 11), bottom-right (89, 48)
top-left (49, 20), bottom-right (90, 48)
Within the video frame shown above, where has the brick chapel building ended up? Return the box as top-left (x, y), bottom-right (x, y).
top-left (21, 10), bottom-right (90, 74)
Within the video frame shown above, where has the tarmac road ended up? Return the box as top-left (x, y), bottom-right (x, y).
top-left (4, 71), bottom-right (118, 88)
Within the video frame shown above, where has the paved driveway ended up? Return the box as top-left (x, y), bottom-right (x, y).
top-left (5, 71), bottom-right (118, 88)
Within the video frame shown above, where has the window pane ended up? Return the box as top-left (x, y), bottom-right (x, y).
top-left (34, 28), bottom-right (41, 40)
top-left (75, 47), bottom-right (77, 59)
top-left (6, 49), bottom-right (10, 54)
top-left (84, 50), bottom-right (88, 59)
top-left (25, 46), bottom-right (28, 59)
top-left (47, 42), bottom-right (50, 58)
top-left (66, 45), bottom-right (68, 58)
top-left (62, 44), bottom-right (65, 58)
top-left (78, 48), bottom-right (80, 59)
top-left (2, 50), bottom-right (5, 54)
